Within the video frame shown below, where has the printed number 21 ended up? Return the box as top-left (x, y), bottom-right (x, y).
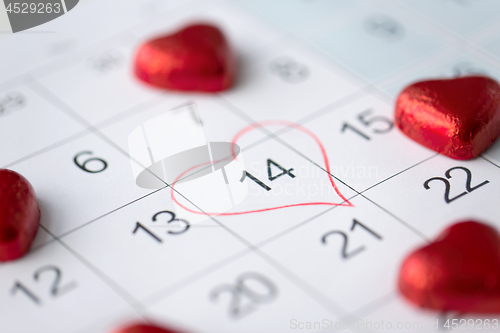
top-left (321, 219), bottom-right (382, 259)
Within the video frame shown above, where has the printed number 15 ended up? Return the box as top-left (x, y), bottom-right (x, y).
top-left (341, 109), bottom-right (393, 140)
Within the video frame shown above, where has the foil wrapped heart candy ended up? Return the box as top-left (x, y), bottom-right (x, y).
top-left (0, 169), bottom-right (40, 262)
top-left (395, 76), bottom-right (500, 160)
top-left (111, 323), bottom-right (186, 333)
top-left (399, 221), bottom-right (500, 313)
top-left (134, 23), bottom-right (236, 92)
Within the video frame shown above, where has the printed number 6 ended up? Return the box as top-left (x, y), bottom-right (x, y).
top-left (74, 151), bottom-right (108, 173)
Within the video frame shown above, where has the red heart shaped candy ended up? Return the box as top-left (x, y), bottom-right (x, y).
top-left (0, 169), bottom-right (40, 262)
top-left (395, 76), bottom-right (500, 160)
top-left (398, 221), bottom-right (500, 313)
top-left (134, 23), bottom-right (236, 92)
top-left (112, 323), bottom-right (185, 333)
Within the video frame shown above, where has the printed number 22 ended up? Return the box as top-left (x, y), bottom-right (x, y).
top-left (424, 166), bottom-right (489, 204)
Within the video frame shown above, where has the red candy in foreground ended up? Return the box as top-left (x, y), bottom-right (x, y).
top-left (398, 221), bottom-right (500, 313)
top-left (0, 169), bottom-right (40, 262)
top-left (112, 323), bottom-right (184, 333)
top-left (395, 76), bottom-right (500, 160)
top-left (134, 23), bottom-right (236, 92)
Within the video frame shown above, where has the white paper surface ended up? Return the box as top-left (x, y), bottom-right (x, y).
top-left (1, 1), bottom-right (500, 332)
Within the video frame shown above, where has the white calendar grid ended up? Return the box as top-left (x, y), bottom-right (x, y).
top-left (2, 0), bottom-right (500, 332)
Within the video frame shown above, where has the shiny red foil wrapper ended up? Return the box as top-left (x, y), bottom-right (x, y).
top-left (134, 23), bottom-right (235, 92)
top-left (398, 221), bottom-right (500, 313)
top-left (395, 76), bottom-right (500, 160)
top-left (112, 323), bottom-right (185, 333)
top-left (0, 169), bottom-right (40, 262)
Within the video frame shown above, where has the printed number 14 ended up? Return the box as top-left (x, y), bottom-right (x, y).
top-left (240, 159), bottom-right (295, 191)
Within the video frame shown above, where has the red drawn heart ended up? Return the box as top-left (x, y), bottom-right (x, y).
top-left (134, 23), bottom-right (236, 92)
top-left (112, 323), bottom-right (185, 333)
top-left (0, 169), bottom-right (40, 262)
top-left (171, 120), bottom-right (353, 216)
top-left (395, 76), bottom-right (500, 160)
top-left (398, 221), bottom-right (500, 313)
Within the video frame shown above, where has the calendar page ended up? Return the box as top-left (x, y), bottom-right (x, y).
top-left (2, 1), bottom-right (500, 332)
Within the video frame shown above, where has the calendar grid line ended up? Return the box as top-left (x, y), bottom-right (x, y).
top-left (0, 0), bottom-right (471, 99)
top-left (252, 248), bottom-right (349, 317)
top-left (215, 95), bottom-right (361, 194)
top-left (395, 1), bottom-right (463, 39)
top-left (57, 186), bottom-right (168, 239)
top-left (358, 153), bottom-right (440, 197)
top-left (25, 76), bottom-right (179, 195)
top-left (29, 30), bottom-right (139, 83)
top-left (216, 86), bottom-right (373, 143)
top-left (4, 2), bottom-right (500, 332)
top-left (253, 197), bottom-right (352, 250)
top-left (232, 2), bottom-right (372, 90)
top-left (25, 77), bottom-right (104, 136)
top-left (481, 154), bottom-right (500, 170)
top-left (316, 291), bottom-right (430, 332)
top-left (10, 27), bottom-right (440, 331)
top-left (13, 110), bottom-right (440, 330)
top-left (291, 86), bottom-right (377, 127)
top-left (113, 82), bottom-right (376, 190)
top-left (26, 137), bottom-right (431, 266)
top-left (358, 194), bottom-right (430, 243)
top-left (0, 74), bottom-right (28, 95)
top-left (4, 43), bottom-right (367, 175)
top-left (215, 88), bottom-right (434, 241)
top-left (5, 80), bottom-right (381, 256)
top-left (0, 0), bottom-right (215, 88)
top-left (2, 87), bottom-right (166, 170)
top-left (169, 84), bottom-right (451, 319)
top-left (1, 77), bottom-right (166, 169)
top-left (150, 179), bottom-right (351, 318)
top-left (285, 5), bottom-right (458, 96)
top-left (29, 237), bottom-right (58, 253)
top-left (1, 0), bottom-right (422, 174)
top-left (398, 0), bottom-right (500, 71)
top-left (2, 128), bottom-right (91, 169)
top-left (397, 0), bottom-right (488, 42)
top-left (140, 247), bottom-right (253, 307)
top-left (91, 93), bottom-right (167, 130)
top-left (15, 133), bottom-right (435, 313)
top-left (38, 224), bottom-right (149, 319)
top-left (0, 30), bottom-right (133, 89)
top-left (20, 96), bottom-right (354, 326)
top-left (303, 35), bottom-right (453, 95)
top-left (351, 291), bottom-right (398, 318)
top-left (230, 119), bottom-right (436, 249)
top-left (74, 308), bottom-right (153, 333)
top-left (252, 146), bottom-right (436, 250)
top-left (2, 79), bottom-right (368, 173)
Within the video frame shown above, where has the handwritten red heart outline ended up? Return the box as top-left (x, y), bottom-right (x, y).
top-left (170, 120), bottom-right (354, 216)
